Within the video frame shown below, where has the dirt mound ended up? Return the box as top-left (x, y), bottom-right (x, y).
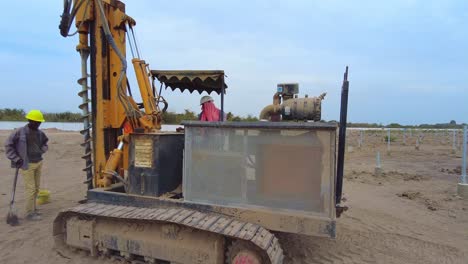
top-left (397, 191), bottom-right (440, 211)
top-left (345, 170), bottom-right (426, 185)
top-left (441, 166), bottom-right (467, 175)
top-left (397, 191), bottom-right (422, 200)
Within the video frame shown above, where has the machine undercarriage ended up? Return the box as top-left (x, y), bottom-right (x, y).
top-left (54, 202), bottom-right (282, 264)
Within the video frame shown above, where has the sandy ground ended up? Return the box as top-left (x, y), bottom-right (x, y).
top-left (0, 129), bottom-right (467, 264)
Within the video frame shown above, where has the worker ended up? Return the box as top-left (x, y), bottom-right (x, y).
top-left (5, 110), bottom-right (48, 221)
top-left (199, 95), bottom-right (225, 121)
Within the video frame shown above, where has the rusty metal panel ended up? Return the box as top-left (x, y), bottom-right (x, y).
top-left (183, 123), bottom-right (336, 219)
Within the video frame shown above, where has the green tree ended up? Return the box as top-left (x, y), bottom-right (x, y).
top-left (0, 108), bottom-right (26, 121)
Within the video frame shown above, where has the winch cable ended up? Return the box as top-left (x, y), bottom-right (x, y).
top-left (126, 26), bottom-right (136, 59)
top-left (129, 25), bottom-right (142, 59)
top-left (67, 0), bottom-right (90, 37)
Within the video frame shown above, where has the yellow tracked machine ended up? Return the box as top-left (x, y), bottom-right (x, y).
top-left (55, 1), bottom-right (350, 263)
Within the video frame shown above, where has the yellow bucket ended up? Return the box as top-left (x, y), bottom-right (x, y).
top-left (37, 189), bottom-right (50, 205)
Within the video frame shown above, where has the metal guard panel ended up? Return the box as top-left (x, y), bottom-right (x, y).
top-left (151, 70), bottom-right (227, 94)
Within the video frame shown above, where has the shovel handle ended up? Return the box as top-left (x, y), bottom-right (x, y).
top-left (10, 167), bottom-right (19, 206)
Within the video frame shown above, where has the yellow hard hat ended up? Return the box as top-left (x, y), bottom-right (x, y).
top-left (25, 110), bottom-right (45, 122)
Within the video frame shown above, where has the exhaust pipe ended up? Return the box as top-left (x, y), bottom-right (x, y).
top-left (259, 104), bottom-right (282, 120)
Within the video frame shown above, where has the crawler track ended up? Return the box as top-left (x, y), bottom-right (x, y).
top-left (53, 202), bottom-right (284, 264)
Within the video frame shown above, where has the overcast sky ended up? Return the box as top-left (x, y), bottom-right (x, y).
top-left (0, 0), bottom-right (467, 125)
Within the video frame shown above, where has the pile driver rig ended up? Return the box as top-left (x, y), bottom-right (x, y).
top-left (55, 1), bottom-right (349, 263)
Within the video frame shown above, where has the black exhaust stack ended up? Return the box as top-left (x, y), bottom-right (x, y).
top-left (336, 66), bottom-right (349, 217)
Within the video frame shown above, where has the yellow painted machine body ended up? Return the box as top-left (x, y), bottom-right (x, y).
top-left (55, 1), bottom-right (344, 263)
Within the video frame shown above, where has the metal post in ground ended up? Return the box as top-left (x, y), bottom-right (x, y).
top-left (442, 130), bottom-right (445, 144)
top-left (403, 128), bottom-right (407, 145)
top-left (452, 130), bottom-right (457, 154)
top-left (461, 126), bottom-right (467, 183)
top-left (358, 130), bottom-right (363, 149)
top-left (457, 126), bottom-right (468, 199)
top-left (374, 151), bottom-right (382, 176)
top-left (387, 129), bottom-right (391, 155)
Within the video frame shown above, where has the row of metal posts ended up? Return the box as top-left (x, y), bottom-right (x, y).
top-left (355, 128), bottom-right (463, 150)
top-left (367, 126), bottom-right (467, 187)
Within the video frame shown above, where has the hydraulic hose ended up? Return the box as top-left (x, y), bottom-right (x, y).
top-left (96, 0), bottom-right (126, 71)
top-left (96, 0), bottom-right (139, 124)
top-left (59, 0), bottom-right (72, 37)
top-left (59, 0), bottom-right (87, 37)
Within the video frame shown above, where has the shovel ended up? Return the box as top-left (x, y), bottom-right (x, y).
top-left (6, 167), bottom-right (20, 226)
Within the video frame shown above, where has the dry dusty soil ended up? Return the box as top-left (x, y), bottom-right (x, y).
top-left (0, 129), bottom-right (467, 264)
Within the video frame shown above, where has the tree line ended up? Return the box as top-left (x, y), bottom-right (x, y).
top-left (1, 108), bottom-right (465, 128)
top-left (0, 108), bottom-right (259, 123)
top-left (0, 108), bottom-right (82, 122)
top-left (161, 110), bottom-right (259, 123)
